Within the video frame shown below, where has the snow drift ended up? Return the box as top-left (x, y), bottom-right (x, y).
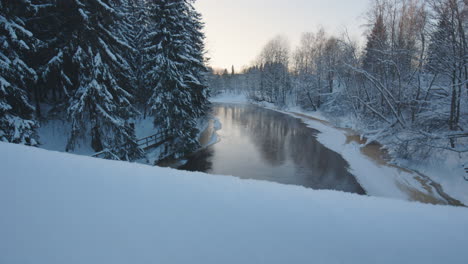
top-left (1, 142), bottom-right (468, 264)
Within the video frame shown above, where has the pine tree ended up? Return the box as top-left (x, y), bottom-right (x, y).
top-left (0, 0), bottom-right (38, 145)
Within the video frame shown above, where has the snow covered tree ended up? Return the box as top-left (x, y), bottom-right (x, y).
top-left (116, 0), bottom-right (150, 115)
top-left (427, 8), bottom-right (452, 74)
top-left (0, 0), bottom-right (214, 160)
top-left (19, 0), bottom-right (72, 117)
top-left (59, 0), bottom-right (143, 161)
top-left (143, 0), bottom-right (209, 158)
top-left (183, 1), bottom-right (210, 118)
top-left (363, 13), bottom-right (388, 75)
top-left (427, 0), bottom-right (467, 134)
top-left (257, 35), bottom-right (291, 105)
top-left (0, 0), bottom-right (38, 145)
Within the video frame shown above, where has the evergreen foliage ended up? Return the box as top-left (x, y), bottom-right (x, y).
top-left (0, 0), bottom-right (210, 161)
top-left (363, 14), bottom-right (387, 74)
top-left (143, 0), bottom-right (209, 157)
top-left (57, 0), bottom-right (141, 161)
top-left (0, 0), bottom-right (38, 145)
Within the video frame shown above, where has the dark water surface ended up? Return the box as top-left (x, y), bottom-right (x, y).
top-left (181, 104), bottom-right (365, 194)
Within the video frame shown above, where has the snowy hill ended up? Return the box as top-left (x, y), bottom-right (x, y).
top-left (1, 142), bottom-right (468, 264)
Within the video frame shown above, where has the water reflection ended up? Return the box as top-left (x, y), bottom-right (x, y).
top-left (181, 104), bottom-right (365, 194)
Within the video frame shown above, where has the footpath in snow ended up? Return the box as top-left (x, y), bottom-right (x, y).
top-left (1, 142), bottom-right (468, 264)
top-left (210, 93), bottom-right (468, 205)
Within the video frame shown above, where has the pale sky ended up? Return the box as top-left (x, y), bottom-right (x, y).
top-left (194, 0), bottom-right (370, 71)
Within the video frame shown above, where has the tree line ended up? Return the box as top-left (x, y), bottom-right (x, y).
top-left (211, 0), bottom-right (467, 158)
top-left (0, 0), bottom-right (210, 160)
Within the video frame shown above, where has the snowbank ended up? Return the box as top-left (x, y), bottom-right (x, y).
top-left (397, 151), bottom-right (468, 205)
top-left (276, 109), bottom-right (468, 205)
top-left (1, 142), bottom-right (468, 264)
top-left (286, 111), bottom-right (420, 198)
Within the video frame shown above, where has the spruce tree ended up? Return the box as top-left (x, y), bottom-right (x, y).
top-left (119, 0), bottom-right (150, 115)
top-left (26, 0), bottom-right (74, 114)
top-left (0, 0), bottom-right (38, 145)
top-left (427, 8), bottom-right (452, 75)
top-left (144, 0), bottom-right (208, 158)
top-left (183, 1), bottom-right (210, 118)
top-left (58, 0), bottom-right (142, 161)
top-left (363, 14), bottom-right (388, 74)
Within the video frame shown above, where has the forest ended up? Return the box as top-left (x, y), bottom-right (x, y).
top-left (211, 0), bottom-right (467, 160)
top-left (0, 0), bottom-right (210, 160)
top-left (2, 1), bottom-right (468, 263)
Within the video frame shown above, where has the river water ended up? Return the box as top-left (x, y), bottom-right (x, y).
top-left (180, 104), bottom-right (365, 194)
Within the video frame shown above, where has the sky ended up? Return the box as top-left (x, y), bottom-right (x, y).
top-left (194, 0), bottom-right (371, 71)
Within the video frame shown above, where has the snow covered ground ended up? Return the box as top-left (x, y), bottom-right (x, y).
top-left (37, 114), bottom-right (211, 166)
top-left (1, 142), bottom-right (468, 264)
top-left (37, 118), bottom-right (95, 156)
top-left (210, 93), bottom-right (468, 205)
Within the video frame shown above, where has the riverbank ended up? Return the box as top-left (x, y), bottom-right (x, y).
top-left (211, 93), bottom-right (467, 205)
top-left (2, 142), bottom-right (468, 264)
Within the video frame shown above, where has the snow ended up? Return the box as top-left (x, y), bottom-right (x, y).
top-left (286, 110), bottom-right (468, 205)
top-left (98, 38), bottom-right (118, 63)
top-left (296, 114), bottom-right (411, 199)
top-left (96, 0), bottom-right (115, 14)
top-left (36, 103), bottom-right (95, 156)
top-left (1, 142), bottom-right (468, 264)
top-left (38, 114), bottom-right (164, 165)
top-left (42, 51), bottom-right (63, 79)
top-left (134, 116), bottom-right (158, 139)
top-left (398, 155), bottom-right (468, 205)
top-left (133, 116), bottom-right (173, 165)
top-left (0, 76), bottom-right (11, 91)
top-left (37, 118), bottom-right (94, 156)
top-left (78, 8), bottom-right (89, 21)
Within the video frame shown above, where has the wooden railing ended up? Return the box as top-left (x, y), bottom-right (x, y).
top-left (137, 130), bottom-right (172, 150)
top-left (92, 130), bottom-right (174, 160)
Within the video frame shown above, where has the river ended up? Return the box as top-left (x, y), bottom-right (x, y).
top-left (180, 103), bottom-right (366, 195)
